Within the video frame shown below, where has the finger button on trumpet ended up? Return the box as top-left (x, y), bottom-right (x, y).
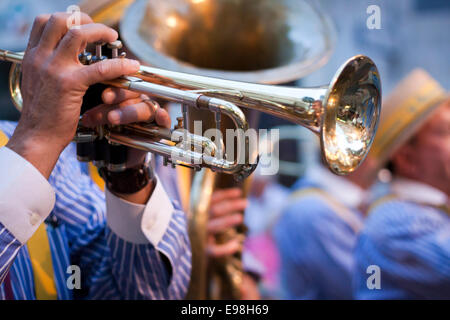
top-left (108, 40), bottom-right (123, 59)
top-left (78, 50), bottom-right (92, 65)
top-left (107, 40), bottom-right (123, 49)
top-left (92, 41), bottom-right (107, 62)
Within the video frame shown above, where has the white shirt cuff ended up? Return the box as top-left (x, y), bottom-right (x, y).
top-left (106, 175), bottom-right (174, 246)
top-left (0, 147), bottom-right (55, 244)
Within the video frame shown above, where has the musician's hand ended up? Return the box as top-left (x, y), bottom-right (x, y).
top-left (240, 273), bottom-right (261, 300)
top-left (80, 87), bottom-right (171, 169)
top-left (81, 87), bottom-right (171, 129)
top-left (7, 12), bottom-right (140, 178)
top-left (207, 188), bottom-right (247, 257)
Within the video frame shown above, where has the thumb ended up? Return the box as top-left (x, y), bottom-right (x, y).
top-left (82, 58), bottom-right (140, 86)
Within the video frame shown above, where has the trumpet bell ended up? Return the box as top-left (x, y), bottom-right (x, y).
top-left (131, 53), bottom-right (381, 175)
top-left (322, 55), bottom-right (381, 174)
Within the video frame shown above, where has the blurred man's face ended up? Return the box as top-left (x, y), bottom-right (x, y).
top-left (395, 99), bottom-right (450, 196)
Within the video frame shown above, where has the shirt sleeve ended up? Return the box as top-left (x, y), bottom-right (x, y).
top-left (0, 146), bottom-right (55, 284)
top-left (97, 203), bottom-right (191, 300)
top-left (99, 177), bottom-right (192, 300)
top-left (0, 147), bottom-right (55, 243)
top-left (48, 147), bottom-right (191, 300)
top-left (105, 177), bottom-right (174, 246)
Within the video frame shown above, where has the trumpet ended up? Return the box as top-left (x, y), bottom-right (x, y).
top-left (0, 45), bottom-right (381, 177)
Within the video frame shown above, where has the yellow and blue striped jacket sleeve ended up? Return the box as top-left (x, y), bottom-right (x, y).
top-left (0, 121), bottom-right (191, 299)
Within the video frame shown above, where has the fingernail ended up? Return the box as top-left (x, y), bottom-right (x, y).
top-left (108, 110), bottom-right (122, 124)
top-left (81, 114), bottom-right (91, 127)
top-left (103, 90), bottom-right (115, 103)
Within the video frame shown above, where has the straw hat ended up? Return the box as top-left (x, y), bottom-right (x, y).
top-left (357, 68), bottom-right (447, 183)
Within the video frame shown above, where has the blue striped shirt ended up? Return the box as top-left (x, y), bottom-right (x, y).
top-left (0, 121), bottom-right (191, 300)
top-left (273, 175), bottom-right (364, 300)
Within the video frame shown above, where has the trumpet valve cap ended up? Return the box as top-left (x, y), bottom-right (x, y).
top-left (107, 40), bottom-right (123, 49)
top-left (108, 40), bottom-right (123, 59)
